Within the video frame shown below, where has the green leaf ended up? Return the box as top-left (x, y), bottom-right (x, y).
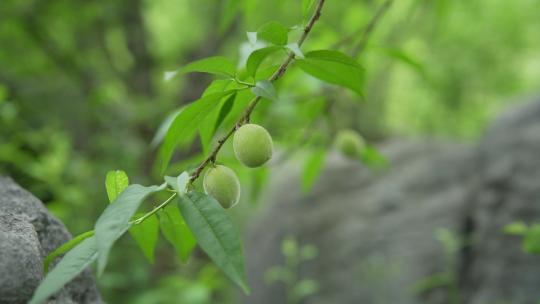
top-left (151, 108), bottom-right (183, 148)
top-left (129, 214), bottom-right (159, 263)
top-left (43, 230), bottom-right (95, 273)
top-left (95, 183), bottom-right (165, 275)
top-left (257, 21), bottom-right (288, 45)
top-left (105, 170), bottom-right (129, 203)
top-left (296, 50), bottom-right (365, 95)
top-left (251, 80), bottom-right (278, 102)
top-left (30, 236), bottom-right (98, 304)
top-left (503, 221), bottom-right (528, 235)
top-left (301, 149), bottom-right (326, 193)
top-left (523, 224), bottom-right (540, 254)
top-left (181, 56), bottom-right (236, 77)
top-left (199, 92), bottom-right (236, 154)
top-left (246, 46), bottom-right (282, 77)
top-left (360, 144), bottom-right (389, 169)
top-left (157, 91), bottom-right (236, 174)
top-left (178, 192), bottom-right (249, 293)
top-left (165, 171), bottom-right (190, 193)
top-left (159, 203), bottom-right (196, 263)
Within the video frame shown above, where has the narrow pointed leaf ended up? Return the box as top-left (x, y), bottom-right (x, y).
top-left (30, 236), bottom-right (98, 304)
top-left (95, 183), bottom-right (165, 275)
top-left (105, 170), bottom-right (129, 203)
top-left (296, 50), bottom-right (365, 95)
top-left (301, 149), bottom-right (327, 193)
top-left (180, 56), bottom-right (236, 77)
top-left (43, 230), bottom-right (95, 273)
top-left (252, 80), bottom-right (278, 102)
top-left (159, 203), bottom-right (197, 262)
top-left (129, 213), bottom-right (160, 263)
top-left (157, 91), bottom-right (235, 174)
top-left (178, 192), bottom-right (249, 293)
top-left (199, 92), bottom-right (236, 154)
top-left (151, 108), bottom-right (183, 148)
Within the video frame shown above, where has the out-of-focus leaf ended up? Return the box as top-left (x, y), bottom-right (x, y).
top-left (252, 80), bottom-right (278, 102)
top-left (257, 21), bottom-right (289, 45)
top-left (180, 56), bottom-right (236, 77)
top-left (523, 224), bottom-right (540, 254)
top-left (30, 236), bottom-right (98, 304)
top-left (246, 46), bottom-right (282, 77)
top-left (301, 149), bottom-right (327, 193)
top-left (503, 221), bottom-right (528, 235)
top-left (129, 213), bottom-right (159, 263)
top-left (157, 91), bottom-right (235, 174)
top-left (159, 203), bottom-right (196, 263)
top-left (105, 170), bottom-right (129, 203)
top-left (178, 192), bottom-right (249, 293)
top-left (359, 144), bottom-right (389, 169)
top-left (296, 50), bottom-right (365, 95)
top-left (293, 279), bottom-right (319, 299)
top-left (43, 230), bottom-right (95, 273)
top-left (95, 183), bottom-right (166, 275)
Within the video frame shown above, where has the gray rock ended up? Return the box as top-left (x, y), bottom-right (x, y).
top-left (0, 177), bottom-right (101, 304)
top-left (244, 100), bottom-right (540, 304)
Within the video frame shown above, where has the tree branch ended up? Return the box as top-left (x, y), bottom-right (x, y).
top-left (188, 0), bottom-right (327, 183)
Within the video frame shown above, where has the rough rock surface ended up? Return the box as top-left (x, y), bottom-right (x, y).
top-left (0, 177), bottom-right (101, 304)
top-left (244, 100), bottom-right (540, 304)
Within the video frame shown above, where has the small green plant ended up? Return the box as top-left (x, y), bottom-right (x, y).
top-left (412, 228), bottom-right (463, 304)
top-left (264, 236), bottom-right (319, 304)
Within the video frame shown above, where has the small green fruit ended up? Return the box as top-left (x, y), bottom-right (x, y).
top-left (203, 165), bottom-right (240, 209)
top-left (335, 129), bottom-right (365, 158)
top-left (233, 124), bottom-right (273, 168)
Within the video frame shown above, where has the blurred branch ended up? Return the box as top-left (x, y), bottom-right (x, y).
top-left (351, 0), bottom-right (394, 55)
top-left (332, 0), bottom-right (394, 55)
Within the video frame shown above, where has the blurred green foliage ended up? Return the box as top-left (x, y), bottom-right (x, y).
top-left (2, 0), bottom-right (540, 302)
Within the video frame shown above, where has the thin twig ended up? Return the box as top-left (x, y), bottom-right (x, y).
top-left (130, 193), bottom-right (177, 225)
top-left (350, 0), bottom-right (394, 56)
top-left (188, 0), bottom-right (327, 183)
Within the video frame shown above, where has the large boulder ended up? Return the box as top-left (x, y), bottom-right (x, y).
top-left (244, 100), bottom-right (540, 304)
top-left (0, 177), bottom-right (101, 303)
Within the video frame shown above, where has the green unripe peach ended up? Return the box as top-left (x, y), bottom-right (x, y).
top-left (335, 129), bottom-right (365, 158)
top-left (203, 165), bottom-right (240, 209)
top-left (233, 124), bottom-right (273, 168)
